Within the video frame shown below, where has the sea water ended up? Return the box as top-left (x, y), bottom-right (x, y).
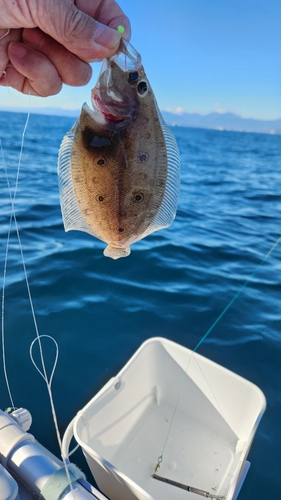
top-left (0, 110), bottom-right (280, 499)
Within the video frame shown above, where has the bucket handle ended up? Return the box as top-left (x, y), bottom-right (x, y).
top-left (61, 417), bottom-right (79, 460)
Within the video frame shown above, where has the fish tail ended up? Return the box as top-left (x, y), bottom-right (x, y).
top-left (103, 245), bottom-right (131, 260)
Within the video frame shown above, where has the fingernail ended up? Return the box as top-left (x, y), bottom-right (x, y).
top-left (9, 42), bottom-right (27, 58)
top-left (94, 22), bottom-right (121, 49)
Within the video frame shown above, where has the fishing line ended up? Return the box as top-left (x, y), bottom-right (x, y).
top-left (1, 107), bottom-right (31, 407)
top-left (157, 233), bottom-right (281, 466)
top-left (1, 110), bottom-right (31, 410)
top-left (0, 29), bottom-right (11, 84)
top-left (0, 29), bottom-right (10, 40)
top-left (0, 139), bottom-right (15, 409)
top-left (1, 109), bottom-right (78, 497)
top-left (194, 234), bottom-right (281, 352)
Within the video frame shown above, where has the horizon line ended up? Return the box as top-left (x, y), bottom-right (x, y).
top-left (0, 105), bottom-right (281, 123)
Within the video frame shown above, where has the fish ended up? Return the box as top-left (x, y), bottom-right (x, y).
top-left (58, 39), bottom-right (181, 260)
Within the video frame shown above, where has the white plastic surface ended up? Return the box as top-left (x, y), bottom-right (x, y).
top-left (71, 338), bottom-right (266, 500)
top-left (0, 410), bottom-right (34, 467)
top-left (0, 464), bottom-right (19, 500)
top-left (0, 409), bottom-right (107, 500)
top-left (10, 408), bottom-right (32, 432)
top-left (232, 461), bottom-right (251, 500)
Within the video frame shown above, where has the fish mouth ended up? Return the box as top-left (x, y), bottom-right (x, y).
top-left (90, 40), bottom-right (142, 124)
top-left (92, 90), bottom-right (125, 124)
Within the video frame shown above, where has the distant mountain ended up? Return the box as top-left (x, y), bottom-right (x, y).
top-left (1, 106), bottom-right (281, 134)
top-left (161, 111), bottom-right (281, 135)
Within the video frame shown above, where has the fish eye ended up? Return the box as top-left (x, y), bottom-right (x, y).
top-left (128, 71), bottom-right (139, 84)
top-left (137, 81), bottom-right (148, 96)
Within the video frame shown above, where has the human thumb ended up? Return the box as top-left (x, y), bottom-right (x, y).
top-left (35, 0), bottom-right (123, 62)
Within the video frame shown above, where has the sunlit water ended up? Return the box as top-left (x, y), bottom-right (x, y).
top-left (0, 110), bottom-right (280, 499)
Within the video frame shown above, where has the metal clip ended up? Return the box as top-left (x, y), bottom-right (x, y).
top-left (153, 455), bottom-right (163, 474)
top-left (152, 473), bottom-right (225, 500)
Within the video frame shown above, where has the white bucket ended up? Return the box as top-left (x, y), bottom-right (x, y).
top-left (70, 338), bottom-right (266, 500)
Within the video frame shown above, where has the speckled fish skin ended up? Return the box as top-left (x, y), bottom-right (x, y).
top-left (58, 40), bottom-right (181, 259)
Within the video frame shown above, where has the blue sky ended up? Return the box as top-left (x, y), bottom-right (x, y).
top-left (0, 0), bottom-right (280, 119)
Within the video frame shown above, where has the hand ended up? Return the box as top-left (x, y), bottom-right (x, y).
top-left (0, 0), bottom-right (131, 97)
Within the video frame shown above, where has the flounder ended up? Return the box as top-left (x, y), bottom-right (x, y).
top-left (58, 40), bottom-right (180, 259)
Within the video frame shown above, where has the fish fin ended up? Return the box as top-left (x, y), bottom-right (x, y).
top-left (142, 107), bottom-right (181, 239)
top-left (103, 245), bottom-right (131, 260)
top-left (57, 125), bottom-right (94, 235)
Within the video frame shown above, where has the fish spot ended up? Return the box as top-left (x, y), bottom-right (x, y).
top-left (97, 158), bottom-right (106, 166)
top-left (128, 71), bottom-right (139, 84)
top-left (157, 179), bottom-right (165, 187)
top-left (145, 133), bottom-right (151, 139)
top-left (97, 195), bottom-right (104, 202)
top-left (139, 154), bottom-right (147, 162)
top-left (134, 193), bottom-right (144, 203)
top-left (119, 228), bottom-right (124, 232)
top-left (137, 173), bottom-right (147, 181)
top-left (111, 171), bottom-right (121, 180)
top-left (146, 212), bottom-right (154, 219)
top-left (137, 81), bottom-right (148, 96)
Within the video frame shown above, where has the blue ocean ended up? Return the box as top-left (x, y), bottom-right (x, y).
top-left (0, 110), bottom-right (280, 499)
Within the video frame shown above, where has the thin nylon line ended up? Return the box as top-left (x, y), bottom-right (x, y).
top-left (1, 138), bottom-right (15, 408)
top-left (1, 112), bottom-right (77, 496)
top-left (0, 29), bottom-right (10, 41)
top-left (0, 111), bottom-right (30, 404)
top-left (159, 352), bottom-right (193, 460)
top-left (194, 234), bottom-right (281, 352)
top-left (1, 110), bottom-right (50, 392)
top-left (9, 113), bottom-right (65, 460)
top-left (159, 234), bottom-right (281, 462)
top-left (1, 219), bottom-right (14, 407)
top-left (0, 113), bottom-right (33, 409)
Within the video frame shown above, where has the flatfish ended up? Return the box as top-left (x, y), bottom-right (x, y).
top-left (58, 40), bottom-right (180, 259)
